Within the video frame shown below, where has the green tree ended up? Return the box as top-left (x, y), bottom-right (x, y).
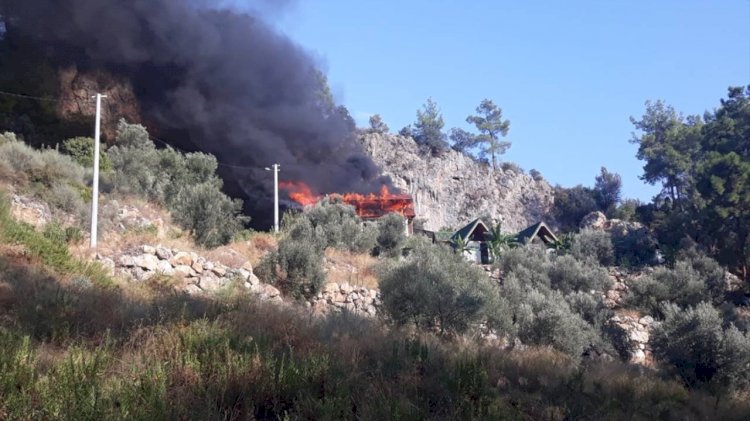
top-left (630, 101), bottom-right (701, 203)
top-left (593, 167), bottom-right (622, 215)
top-left (465, 99), bottom-right (511, 171)
top-left (171, 183), bottom-right (248, 248)
top-left (60, 137), bottom-right (111, 171)
top-left (377, 213), bottom-right (406, 256)
top-left (413, 98), bottom-right (448, 155)
top-left (379, 244), bottom-right (507, 335)
top-left (651, 302), bottom-right (750, 399)
top-left (367, 114), bottom-right (389, 134)
top-left (486, 223), bottom-right (519, 259)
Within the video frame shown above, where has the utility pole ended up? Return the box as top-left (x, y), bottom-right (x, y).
top-left (90, 93), bottom-right (107, 249)
top-left (265, 164), bottom-right (280, 233)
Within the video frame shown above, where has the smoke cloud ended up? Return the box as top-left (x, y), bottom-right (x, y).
top-left (0, 0), bottom-right (390, 226)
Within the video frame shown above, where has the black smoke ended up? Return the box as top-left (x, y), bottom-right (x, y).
top-left (0, 0), bottom-right (390, 227)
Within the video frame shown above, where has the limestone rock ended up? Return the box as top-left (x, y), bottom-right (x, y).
top-left (156, 260), bottom-right (175, 276)
top-left (118, 255), bottom-right (135, 267)
top-left (170, 252), bottom-right (193, 267)
top-left (155, 246), bottom-right (172, 260)
top-left (359, 132), bottom-right (554, 232)
top-left (174, 265), bottom-right (193, 277)
top-left (142, 245), bottom-right (156, 255)
top-left (199, 275), bottom-right (223, 291)
top-left (133, 254), bottom-right (159, 271)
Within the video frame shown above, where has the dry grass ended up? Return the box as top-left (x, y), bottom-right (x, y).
top-left (324, 248), bottom-right (379, 288)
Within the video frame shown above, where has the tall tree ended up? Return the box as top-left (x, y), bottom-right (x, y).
top-left (466, 99), bottom-right (511, 171)
top-left (630, 101), bottom-right (701, 203)
top-left (413, 98), bottom-right (448, 155)
top-left (593, 167), bottom-right (622, 214)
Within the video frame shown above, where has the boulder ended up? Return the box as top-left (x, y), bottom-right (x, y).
top-left (156, 260), bottom-right (175, 276)
top-left (199, 275), bottom-right (223, 291)
top-left (191, 261), bottom-right (204, 274)
top-left (170, 252), bottom-right (193, 267)
top-left (142, 245), bottom-right (157, 255)
top-left (133, 254), bottom-right (159, 271)
top-left (580, 211), bottom-right (608, 231)
top-left (322, 282), bottom-right (340, 294)
top-left (184, 284), bottom-right (202, 295)
top-left (174, 265), bottom-right (193, 277)
top-left (118, 255), bottom-right (135, 267)
top-left (155, 246), bottom-right (172, 260)
top-left (212, 266), bottom-right (226, 277)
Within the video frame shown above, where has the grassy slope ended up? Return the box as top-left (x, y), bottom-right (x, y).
top-left (1, 196), bottom-right (749, 419)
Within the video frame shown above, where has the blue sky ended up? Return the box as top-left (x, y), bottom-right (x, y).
top-left (270, 1), bottom-right (749, 201)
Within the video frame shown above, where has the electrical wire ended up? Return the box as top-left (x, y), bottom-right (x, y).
top-left (0, 88), bottom-right (268, 171)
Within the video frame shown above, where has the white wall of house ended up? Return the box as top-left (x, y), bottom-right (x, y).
top-left (461, 241), bottom-right (483, 263)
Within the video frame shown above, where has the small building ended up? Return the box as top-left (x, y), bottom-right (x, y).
top-left (515, 221), bottom-right (558, 246)
top-left (451, 218), bottom-right (493, 264)
top-left (448, 219), bottom-right (559, 264)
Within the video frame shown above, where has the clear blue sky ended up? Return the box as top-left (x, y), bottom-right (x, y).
top-left (269, 1), bottom-right (750, 201)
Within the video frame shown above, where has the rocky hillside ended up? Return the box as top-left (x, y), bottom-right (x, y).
top-left (359, 132), bottom-right (554, 232)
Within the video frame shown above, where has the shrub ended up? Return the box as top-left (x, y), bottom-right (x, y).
top-left (628, 261), bottom-right (715, 316)
top-left (0, 131), bottom-right (18, 144)
top-left (503, 279), bottom-right (599, 357)
top-left (45, 182), bottom-right (86, 215)
top-left (170, 183), bottom-right (248, 248)
top-left (379, 244), bottom-right (505, 335)
top-left (651, 302), bottom-right (750, 396)
top-left (115, 118), bottom-right (151, 148)
top-left (547, 254), bottom-right (612, 294)
top-left (257, 236), bottom-right (325, 299)
top-left (529, 169), bottom-right (544, 182)
top-left (500, 162), bottom-right (524, 174)
top-left (61, 137), bottom-right (111, 170)
top-left (377, 213), bottom-right (406, 256)
top-left (570, 229), bottom-right (615, 267)
top-left (611, 225), bottom-right (658, 267)
top-left (552, 185), bottom-right (599, 232)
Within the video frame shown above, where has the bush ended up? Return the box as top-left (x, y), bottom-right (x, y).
top-left (552, 185), bottom-right (599, 232)
top-left (628, 256), bottom-right (727, 316)
top-left (170, 183), bottom-right (248, 248)
top-left (379, 244), bottom-right (505, 335)
top-left (497, 247), bottom-right (611, 294)
top-left (256, 236), bottom-right (325, 299)
top-left (652, 302), bottom-right (750, 395)
top-left (570, 229), bottom-right (615, 267)
top-left (45, 182), bottom-right (86, 215)
top-left (611, 226), bottom-right (658, 267)
top-left (108, 121), bottom-right (245, 248)
top-left (0, 131), bottom-right (18, 144)
top-left (61, 137), bottom-right (110, 170)
top-left (376, 213), bottom-right (406, 256)
top-left (503, 278), bottom-right (599, 357)
top-left (547, 254), bottom-right (612, 294)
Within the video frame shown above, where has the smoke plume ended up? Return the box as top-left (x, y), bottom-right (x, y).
top-left (0, 0), bottom-right (390, 227)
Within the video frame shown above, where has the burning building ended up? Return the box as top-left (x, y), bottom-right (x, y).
top-left (281, 182), bottom-right (417, 235)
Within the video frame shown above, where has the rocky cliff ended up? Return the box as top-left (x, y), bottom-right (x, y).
top-left (359, 132), bottom-right (554, 232)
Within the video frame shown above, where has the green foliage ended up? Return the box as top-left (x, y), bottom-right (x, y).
top-left (107, 121), bottom-right (246, 248)
top-left (271, 237), bottom-right (326, 299)
top-left (465, 99), bottom-right (511, 171)
top-left (611, 225), bottom-right (658, 267)
top-left (0, 194), bottom-right (113, 287)
top-left (552, 185), bottom-right (599, 232)
top-left (377, 213), bottom-right (406, 256)
top-left (593, 167), bottom-right (622, 215)
top-left (367, 114), bottom-right (389, 134)
top-left (630, 88), bottom-right (750, 279)
top-left (628, 253), bottom-right (727, 316)
top-left (486, 223), bottom-right (519, 259)
top-left (61, 136), bottom-right (111, 171)
top-left (652, 302), bottom-right (750, 395)
top-left (413, 98), bottom-right (448, 155)
top-left (570, 229), bottom-right (615, 266)
top-left (502, 277), bottom-right (600, 357)
top-left (380, 244), bottom-right (505, 335)
top-left (170, 182), bottom-right (248, 248)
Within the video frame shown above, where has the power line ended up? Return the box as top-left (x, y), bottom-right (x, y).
top-left (0, 87), bottom-right (270, 171)
top-left (0, 89), bottom-right (63, 103)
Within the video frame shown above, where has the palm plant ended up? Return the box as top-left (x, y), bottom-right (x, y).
top-left (487, 223), bottom-right (519, 258)
top-left (452, 235), bottom-right (472, 256)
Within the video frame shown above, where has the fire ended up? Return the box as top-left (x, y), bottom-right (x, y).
top-left (280, 181), bottom-right (416, 219)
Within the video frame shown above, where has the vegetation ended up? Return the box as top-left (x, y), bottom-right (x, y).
top-left (107, 120), bottom-right (247, 248)
top-left (456, 99), bottom-right (512, 171)
top-left (367, 114), bottom-right (389, 134)
top-left (630, 88), bottom-right (750, 280)
top-left (61, 136), bottom-right (110, 170)
top-left (379, 243), bottom-right (503, 335)
top-left (412, 98), bottom-right (448, 155)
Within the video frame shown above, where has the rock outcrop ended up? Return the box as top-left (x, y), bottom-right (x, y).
top-left (309, 282), bottom-right (381, 317)
top-left (359, 132), bottom-right (554, 232)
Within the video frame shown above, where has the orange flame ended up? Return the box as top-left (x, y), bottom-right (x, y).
top-left (280, 181), bottom-right (415, 219)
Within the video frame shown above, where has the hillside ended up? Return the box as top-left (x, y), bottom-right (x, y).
top-left (359, 132), bottom-right (554, 232)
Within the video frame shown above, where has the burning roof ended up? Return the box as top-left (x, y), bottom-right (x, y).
top-left (280, 181), bottom-right (416, 220)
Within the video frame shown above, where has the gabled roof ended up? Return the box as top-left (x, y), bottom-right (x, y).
top-left (516, 221), bottom-right (558, 245)
top-left (451, 218), bottom-right (490, 243)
